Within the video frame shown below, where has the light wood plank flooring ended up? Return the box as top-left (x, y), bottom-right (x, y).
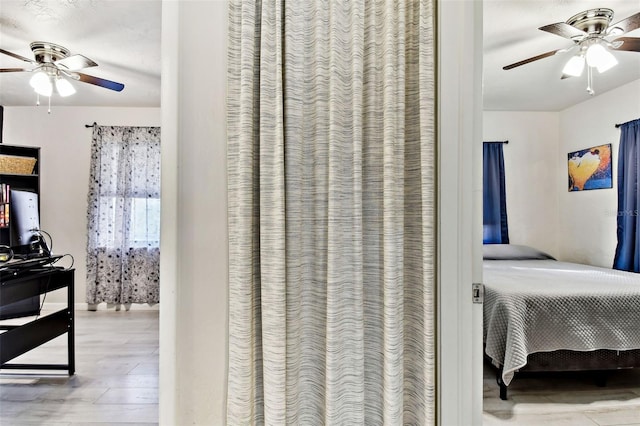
top-left (1, 309), bottom-right (158, 425)
top-left (483, 359), bottom-right (640, 425)
top-left (3, 310), bottom-right (640, 425)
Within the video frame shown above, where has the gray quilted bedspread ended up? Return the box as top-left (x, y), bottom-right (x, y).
top-left (483, 259), bottom-right (640, 386)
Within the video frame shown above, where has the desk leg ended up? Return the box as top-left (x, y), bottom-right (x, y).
top-left (67, 275), bottom-right (75, 375)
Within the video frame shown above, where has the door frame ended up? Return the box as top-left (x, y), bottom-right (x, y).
top-left (159, 0), bottom-right (485, 423)
top-left (437, 0), bottom-right (483, 424)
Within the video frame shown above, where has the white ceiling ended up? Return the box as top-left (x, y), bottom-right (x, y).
top-left (0, 0), bottom-right (161, 108)
top-left (0, 1), bottom-right (638, 111)
top-left (484, 0), bottom-right (640, 111)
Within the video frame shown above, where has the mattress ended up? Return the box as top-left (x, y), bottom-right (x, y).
top-left (483, 257), bottom-right (640, 386)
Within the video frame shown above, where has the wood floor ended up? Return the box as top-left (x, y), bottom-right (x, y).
top-left (0, 309), bottom-right (158, 425)
top-left (483, 360), bottom-right (640, 425)
top-left (3, 309), bottom-right (640, 425)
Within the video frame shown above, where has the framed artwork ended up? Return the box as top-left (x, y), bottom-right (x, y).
top-left (568, 143), bottom-right (613, 192)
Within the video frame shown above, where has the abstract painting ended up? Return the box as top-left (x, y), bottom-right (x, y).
top-left (568, 143), bottom-right (612, 191)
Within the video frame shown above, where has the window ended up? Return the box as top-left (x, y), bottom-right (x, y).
top-left (96, 197), bottom-right (160, 248)
top-left (86, 126), bottom-right (161, 305)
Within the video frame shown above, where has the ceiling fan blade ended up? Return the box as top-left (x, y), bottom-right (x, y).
top-left (0, 68), bottom-right (31, 73)
top-left (612, 37), bottom-right (640, 52)
top-left (55, 54), bottom-right (98, 71)
top-left (503, 49), bottom-right (561, 70)
top-left (608, 12), bottom-right (640, 35)
top-left (75, 72), bottom-right (125, 92)
top-left (539, 22), bottom-right (587, 40)
top-left (0, 48), bottom-right (36, 64)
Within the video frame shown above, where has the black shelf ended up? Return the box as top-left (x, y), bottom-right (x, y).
top-left (0, 145), bottom-right (40, 247)
top-left (0, 145), bottom-right (42, 321)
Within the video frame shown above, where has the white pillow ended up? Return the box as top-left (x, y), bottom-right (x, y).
top-left (483, 244), bottom-right (556, 261)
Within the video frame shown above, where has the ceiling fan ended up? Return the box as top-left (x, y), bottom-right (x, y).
top-left (503, 8), bottom-right (640, 94)
top-left (0, 41), bottom-right (125, 98)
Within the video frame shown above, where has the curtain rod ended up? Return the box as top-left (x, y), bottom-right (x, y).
top-left (484, 140), bottom-right (509, 144)
top-left (615, 119), bottom-right (639, 128)
top-left (85, 122), bottom-right (97, 128)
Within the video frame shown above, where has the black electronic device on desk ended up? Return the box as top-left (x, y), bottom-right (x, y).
top-left (0, 255), bottom-right (63, 273)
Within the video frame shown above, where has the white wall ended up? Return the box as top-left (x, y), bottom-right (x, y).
top-left (558, 79), bottom-right (640, 267)
top-left (2, 106), bottom-right (161, 304)
top-left (484, 80), bottom-right (640, 267)
top-left (160, 1), bottom-right (229, 424)
top-left (483, 111), bottom-right (560, 257)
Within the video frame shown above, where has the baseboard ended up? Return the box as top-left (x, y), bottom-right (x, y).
top-left (42, 302), bottom-right (160, 311)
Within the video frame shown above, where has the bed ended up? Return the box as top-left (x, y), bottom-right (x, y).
top-left (482, 244), bottom-right (640, 400)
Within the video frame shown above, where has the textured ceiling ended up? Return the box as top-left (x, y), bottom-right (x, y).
top-left (0, 1), bottom-right (638, 111)
top-left (0, 0), bottom-right (161, 107)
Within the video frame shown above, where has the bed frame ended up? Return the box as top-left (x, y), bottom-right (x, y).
top-left (493, 349), bottom-right (640, 400)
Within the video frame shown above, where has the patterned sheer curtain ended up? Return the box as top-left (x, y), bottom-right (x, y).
top-left (613, 119), bottom-right (640, 272)
top-left (86, 126), bottom-right (161, 306)
top-left (483, 142), bottom-right (509, 244)
top-left (227, 1), bottom-right (435, 424)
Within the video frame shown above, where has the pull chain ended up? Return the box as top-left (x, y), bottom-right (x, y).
top-left (586, 66), bottom-right (595, 96)
top-left (48, 95), bottom-right (51, 114)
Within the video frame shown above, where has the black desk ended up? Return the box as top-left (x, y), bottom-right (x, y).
top-left (0, 267), bottom-right (75, 375)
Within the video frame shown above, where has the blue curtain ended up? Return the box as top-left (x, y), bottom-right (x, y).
top-left (613, 119), bottom-right (640, 272)
top-left (483, 142), bottom-right (509, 244)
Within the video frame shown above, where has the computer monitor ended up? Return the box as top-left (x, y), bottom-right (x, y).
top-left (0, 189), bottom-right (43, 319)
top-left (10, 189), bottom-right (46, 257)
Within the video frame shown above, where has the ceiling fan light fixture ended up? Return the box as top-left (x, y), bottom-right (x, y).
top-left (1, 41), bottom-right (125, 107)
top-left (29, 70), bottom-right (52, 97)
top-left (562, 55), bottom-right (585, 77)
top-left (55, 77), bottom-right (76, 97)
top-left (595, 51), bottom-right (618, 73)
top-left (585, 43), bottom-right (617, 73)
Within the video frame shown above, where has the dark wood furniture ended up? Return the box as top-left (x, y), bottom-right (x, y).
top-left (0, 267), bottom-right (75, 375)
top-left (0, 144), bottom-right (41, 319)
top-left (0, 144), bottom-right (40, 247)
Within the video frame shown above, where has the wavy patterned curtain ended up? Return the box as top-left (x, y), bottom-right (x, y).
top-left (227, 1), bottom-right (435, 424)
top-left (613, 119), bottom-right (640, 273)
top-left (483, 142), bottom-right (509, 244)
top-left (86, 126), bottom-right (161, 306)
